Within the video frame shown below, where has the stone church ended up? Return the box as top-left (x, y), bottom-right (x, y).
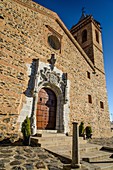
top-left (0, 0), bottom-right (111, 141)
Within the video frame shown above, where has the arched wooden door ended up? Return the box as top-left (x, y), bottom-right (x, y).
top-left (36, 88), bottom-right (57, 130)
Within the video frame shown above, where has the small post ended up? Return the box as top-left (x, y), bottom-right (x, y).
top-left (71, 122), bottom-right (81, 168)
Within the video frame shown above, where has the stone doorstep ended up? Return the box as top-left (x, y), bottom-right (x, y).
top-left (31, 135), bottom-right (71, 140)
top-left (36, 133), bottom-right (66, 137)
top-left (37, 130), bottom-right (57, 134)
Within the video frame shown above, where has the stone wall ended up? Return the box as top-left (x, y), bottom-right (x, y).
top-left (0, 0), bottom-right (111, 140)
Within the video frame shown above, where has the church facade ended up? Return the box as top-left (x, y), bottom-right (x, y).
top-left (0, 0), bottom-right (111, 141)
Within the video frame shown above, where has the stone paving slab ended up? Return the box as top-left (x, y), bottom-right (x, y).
top-left (0, 146), bottom-right (63, 170)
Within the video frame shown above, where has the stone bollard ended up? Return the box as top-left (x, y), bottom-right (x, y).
top-left (71, 122), bottom-right (81, 168)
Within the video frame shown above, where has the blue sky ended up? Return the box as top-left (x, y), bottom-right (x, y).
top-left (34, 0), bottom-right (113, 121)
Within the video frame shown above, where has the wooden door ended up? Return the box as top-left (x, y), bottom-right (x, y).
top-left (36, 88), bottom-right (57, 129)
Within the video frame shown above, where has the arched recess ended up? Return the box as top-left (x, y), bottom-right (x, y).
top-left (34, 82), bottom-right (64, 133)
top-left (82, 29), bottom-right (87, 43)
top-left (95, 30), bottom-right (99, 43)
top-left (37, 88), bottom-right (57, 130)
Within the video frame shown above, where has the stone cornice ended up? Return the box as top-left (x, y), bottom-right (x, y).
top-left (70, 16), bottom-right (101, 34)
top-left (70, 16), bottom-right (92, 33)
top-left (13, 0), bottom-right (57, 19)
top-left (91, 19), bottom-right (102, 32)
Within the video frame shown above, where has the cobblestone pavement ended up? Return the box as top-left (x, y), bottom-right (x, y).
top-left (1, 137), bottom-right (113, 170)
top-left (0, 146), bottom-right (64, 170)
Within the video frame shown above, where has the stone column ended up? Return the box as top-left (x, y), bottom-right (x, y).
top-left (31, 95), bottom-right (37, 135)
top-left (31, 59), bottom-right (39, 135)
top-left (71, 122), bottom-right (81, 168)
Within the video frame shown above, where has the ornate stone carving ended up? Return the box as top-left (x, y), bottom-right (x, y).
top-left (39, 66), bottom-right (68, 103)
top-left (39, 68), bottom-right (59, 85)
top-left (49, 72), bottom-right (58, 85)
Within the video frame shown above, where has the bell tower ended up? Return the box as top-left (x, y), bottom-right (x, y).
top-left (70, 10), bottom-right (111, 138)
top-left (70, 9), bottom-right (104, 73)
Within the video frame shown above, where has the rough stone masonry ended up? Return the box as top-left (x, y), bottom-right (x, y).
top-left (0, 0), bottom-right (111, 141)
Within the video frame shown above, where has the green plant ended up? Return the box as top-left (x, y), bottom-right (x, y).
top-left (86, 126), bottom-right (92, 139)
top-left (21, 116), bottom-right (31, 145)
top-left (79, 122), bottom-right (84, 137)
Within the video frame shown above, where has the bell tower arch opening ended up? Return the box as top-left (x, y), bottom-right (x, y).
top-left (82, 29), bottom-right (87, 43)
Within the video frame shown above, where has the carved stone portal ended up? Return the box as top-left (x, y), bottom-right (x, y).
top-left (39, 66), bottom-right (67, 103)
top-left (30, 59), bottom-right (69, 134)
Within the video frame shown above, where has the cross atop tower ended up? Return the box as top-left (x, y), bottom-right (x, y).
top-left (82, 7), bottom-right (85, 15)
top-left (79, 7), bottom-right (86, 22)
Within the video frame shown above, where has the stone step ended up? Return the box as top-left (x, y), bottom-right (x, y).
top-left (43, 142), bottom-right (113, 170)
top-left (80, 143), bottom-right (102, 153)
top-left (81, 150), bottom-right (112, 162)
top-left (31, 136), bottom-right (72, 147)
top-left (93, 158), bottom-right (113, 170)
top-left (31, 135), bottom-right (87, 146)
top-left (31, 133), bottom-right (113, 170)
top-left (39, 133), bottom-right (65, 137)
top-left (44, 143), bottom-right (102, 160)
top-left (45, 147), bottom-right (113, 170)
top-left (43, 142), bottom-right (98, 152)
top-left (45, 145), bottom-right (72, 156)
top-left (31, 136), bottom-right (72, 142)
top-left (36, 129), bottom-right (58, 136)
top-left (38, 136), bottom-right (72, 142)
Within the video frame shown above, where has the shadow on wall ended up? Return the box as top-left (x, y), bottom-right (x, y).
top-left (24, 59), bottom-right (39, 97)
